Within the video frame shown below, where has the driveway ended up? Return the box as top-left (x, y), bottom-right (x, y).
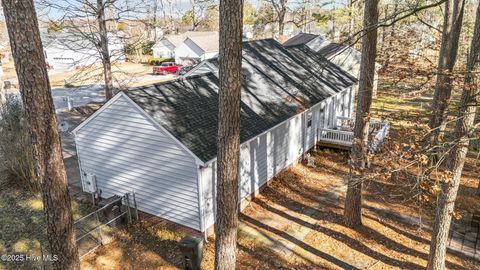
top-left (52, 85), bottom-right (105, 112)
top-left (5, 84), bottom-right (105, 112)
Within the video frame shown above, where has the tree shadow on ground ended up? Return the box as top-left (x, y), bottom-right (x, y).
top-left (240, 213), bottom-right (361, 270)
top-left (243, 158), bottom-right (472, 270)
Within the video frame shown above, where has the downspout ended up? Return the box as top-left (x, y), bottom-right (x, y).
top-left (302, 110), bottom-right (307, 159)
top-left (349, 85), bottom-right (355, 118)
top-left (197, 165), bottom-right (207, 241)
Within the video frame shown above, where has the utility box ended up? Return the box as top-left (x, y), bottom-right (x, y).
top-left (178, 235), bottom-right (204, 270)
top-left (83, 173), bottom-right (97, 193)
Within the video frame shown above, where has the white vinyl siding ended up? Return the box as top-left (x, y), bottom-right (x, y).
top-left (152, 40), bottom-right (175, 58)
top-left (74, 86), bottom-right (353, 232)
top-left (200, 87), bottom-right (353, 229)
top-left (183, 61), bottom-right (217, 78)
top-left (75, 95), bottom-right (201, 230)
top-left (174, 38), bottom-right (204, 64)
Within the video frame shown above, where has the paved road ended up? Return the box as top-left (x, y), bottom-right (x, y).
top-left (5, 84), bottom-right (105, 112)
top-left (51, 85), bottom-right (105, 112)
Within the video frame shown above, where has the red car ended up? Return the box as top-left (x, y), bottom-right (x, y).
top-left (153, 62), bottom-right (182, 75)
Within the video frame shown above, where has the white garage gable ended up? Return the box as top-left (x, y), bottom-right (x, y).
top-left (74, 93), bottom-right (203, 230)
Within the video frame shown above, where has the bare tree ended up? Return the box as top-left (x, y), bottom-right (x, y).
top-left (214, 0), bottom-right (243, 268)
top-left (344, 0), bottom-right (379, 228)
top-left (427, 2), bottom-right (480, 269)
top-left (97, 0), bottom-right (114, 99)
top-left (183, 0), bottom-right (217, 30)
top-left (286, 0), bottom-right (329, 33)
top-left (0, 61), bottom-right (4, 105)
top-left (268, 0), bottom-right (288, 36)
top-left (348, 0), bottom-right (357, 35)
top-left (1, 0), bottom-right (80, 268)
top-left (0, 2), bottom-right (5, 105)
top-left (38, 0), bottom-right (147, 100)
top-left (427, 0), bottom-right (466, 151)
top-left (477, 179), bottom-right (480, 196)
top-left (148, 0), bottom-right (177, 40)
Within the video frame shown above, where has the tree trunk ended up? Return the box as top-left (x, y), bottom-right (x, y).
top-left (97, 0), bottom-right (114, 100)
top-left (278, 6), bottom-right (286, 36)
top-left (380, 4), bottom-right (388, 53)
top-left (477, 180), bottom-right (480, 196)
top-left (153, 0), bottom-right (158, 41)
top-left (427, 0), bottom-right (465, 150)
top-left (214, 0), bottom-right (243, 268)
top-left (427, 3), bottom-right (480, 269)
top-left (0, 65), bottom-right (5, 105)
top-left (344, 0), bottom-right (379, 229)
top-left (1, 0), bottom-right (80, 269)
top-left (388, 2), bottom-right (398, 45)
top-left (383, 2), bottom-right (398, 68)
top-left (348, 0), bottom-right (355, 36)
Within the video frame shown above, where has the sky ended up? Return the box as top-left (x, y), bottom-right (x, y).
top-left (0, 0), bottom-right (348, 22)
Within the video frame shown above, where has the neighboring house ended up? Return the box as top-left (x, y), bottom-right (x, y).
top-left (72, 39), bottom-right (361, 235)
top-left (284, 33), bottom-right (380, 93)
top-left (174, 32), bottom-right (219, 65)
top-left (43, 32), bottom-right (125, 72)
top-left (152, 31), bottom-right (219, 65)
top-left (282, 32), bottom-right (329, 48)
top-left (151, 35), bottom-right (186, 59)
top-left (243, 25), bottom-right (254, 40)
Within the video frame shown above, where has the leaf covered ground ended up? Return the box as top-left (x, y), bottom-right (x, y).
top-left (79, 62), bottom-right (480, 269)
top-left (1, 61), bottom-right (479, 269)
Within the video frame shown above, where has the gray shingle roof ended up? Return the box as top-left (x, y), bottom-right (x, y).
top-left (316, 42), bottom-right (350, 58)
top-left (282, 33), bottom-right (318, 47)
top-left (124, 39), bottom-right (356, 162)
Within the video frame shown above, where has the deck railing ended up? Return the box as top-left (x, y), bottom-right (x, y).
top-left (318, 117), bottom-right (389, 151)
top-left (335, 116), bottom-right (355, 130)
top-left (318, 128), bottom-right (354, 147)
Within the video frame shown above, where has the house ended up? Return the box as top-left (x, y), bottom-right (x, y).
top-left (152, 31), bottom-right (219, 65)
top-left (152, 35), bottom-right (186, 59)
top-left (173, 32), bottom-right (219, 65)
top-left (282, 32), bottom-right (329, 48)
top-left (73, 39), bottom-right (388, 236)
top-left (43, 32), bottom-right (125, 72)
top-left (283, 33), bottom-right (380, 92)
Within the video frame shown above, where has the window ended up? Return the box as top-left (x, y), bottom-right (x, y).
top-left (307, 112), bottom-right (312, 127)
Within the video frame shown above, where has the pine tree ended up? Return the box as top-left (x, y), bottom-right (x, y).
top-left (427, 0), bottom-right (466, 152)
top-left (214, 0), bottom-right (244, 268)
top-left (427, 2), bottom-right (480, 269)
top-left (1, 0), bottom-right (80, 268)
top-left (344, 0), bottom-right (379, 228)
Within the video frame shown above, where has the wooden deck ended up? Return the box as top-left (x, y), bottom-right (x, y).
top-left (317, 117), bottom-right (390, 151)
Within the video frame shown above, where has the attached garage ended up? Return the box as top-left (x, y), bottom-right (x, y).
top-left (51, 57), bottom-right (76, 71)
top-left (73, 39), bottom-right (357, 234)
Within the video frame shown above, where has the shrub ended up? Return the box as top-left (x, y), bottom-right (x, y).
top-left (0, 96), bottom-right (37, 193)
top-left (142, 41), bottom-right (155, 56)
top-left (147, 57), bottom-right (172, 66)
